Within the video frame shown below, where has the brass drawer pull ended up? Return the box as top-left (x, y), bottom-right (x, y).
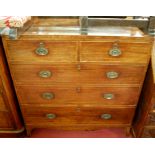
top-left (35, 43), bottom-right (48, 56)
top-left (101, 114), bottom-right (112, 120)
top-left (103, 93), bottom-right (114, 100)
top-left (39, 70), bottom-right (52, 78)
top-left (46, 113), bottom-right (56, 119)
top-left (106, 71), bottom-right (119, 79)
top-left (109, 43), bottom-right (122, 57)
top-left (76, 87), bottom-right (81, 93)
top-left (42, 92), bottom-right (55, 100)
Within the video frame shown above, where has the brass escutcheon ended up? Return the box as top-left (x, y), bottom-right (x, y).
top-left (35, 42), bottom-right (48, 56)
top-left (46, 113), bottom-right (56, 119)
top-left (109, 42), bottom-right (122, 57)
top-left (106, 71), bottom-right (119, 79)
top-left (42, 92), bottom-right (55, 100)
top-left (39, 70), bottom-right (52, 78)
top-left (103, 93), bottom-right (114, 100)
top-left (101, 114), bottom-right (112, 120)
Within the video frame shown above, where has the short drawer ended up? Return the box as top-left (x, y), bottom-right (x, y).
top-left (80, 42), bottom-right (151, 64)
top-left (6, 41), bottom-right (78, 62)
top-left (16, 85), bottom-right (140, 106)
top-left (22, 106), bottom-right (135, 126)
top-left (11, 64), bottom-right (145, 85)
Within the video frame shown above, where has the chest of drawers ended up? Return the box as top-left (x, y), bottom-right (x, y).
top-left (0, 37), bottom-right (24, 137)
top-left (2, 26), bottom-right (153, 136)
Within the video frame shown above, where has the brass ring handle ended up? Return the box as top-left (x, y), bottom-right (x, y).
top-left (103, 93), bottom-right (114, 100)
top-left (101, 114), bottom-right (112, 120)
top-left (35, 43), bottom-right (48, 56)
top-left (109, 48), bottom-right (122, 57)
top-left (39, 70), bottom-right (52, 78)
top-left (46, 113), bottom-right (56, 119)
top-left (109, 43), bottom-right (122, 57)
top-left (106, 71), bottom-right (119, 79)
top-left (42, 92), bottom-right (55, 100)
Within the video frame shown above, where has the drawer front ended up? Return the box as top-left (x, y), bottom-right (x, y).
top-left (22, 106), bottom-right (135, 126)
top-left (16, 85), bottom-right (140, 106)
top-left (80, 42), bottom-right (151, 64)
top-left (6, 41), bottom-right (78, 62)
top-left (0, 112), bottom-right (13, 129)
top-left (11, 64), bottom-right (145, 85)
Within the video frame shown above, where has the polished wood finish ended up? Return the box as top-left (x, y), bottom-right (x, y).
top-left (0, 112), bottom-right (13, 128)
top-left (132, 40), bottom-right (155, 137)
top-left (0, 37), bottom-right (24, 137)
top-left (22, 106), bottom-right (135, 126)
top-left (80, 42), bottom-right (151, 64)
top-left (16, 85), bottom-right (140, 106)
top-left (33, 17), bottom-right (79, 27)
top-left (6, 41), bottom-right (78, 62)
top-left (10, 64), bottom-right (146, 85)
top-left (2, 21), bottom-right (153, 136)
top-left (132, 62), bottom-right (155, 137)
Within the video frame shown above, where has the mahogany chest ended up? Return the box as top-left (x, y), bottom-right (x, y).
top-left (2, 24), bottom-right (153, 136)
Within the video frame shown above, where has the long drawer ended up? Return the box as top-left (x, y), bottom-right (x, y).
top-left (6, 41), bottom-right (78, 62)
top-left (80, 42), bottom-right (151, 64)
top-left (22, 106), bottom-right (135, 126)
top-left (16, 85), bottom-right (140, 106)
top-left (10, 64), bottom-right (145, 85)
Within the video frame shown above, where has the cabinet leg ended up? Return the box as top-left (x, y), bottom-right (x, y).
top-left (26, 129), bottom-right (32, 137)
top-left (125, 127), bottom-right (131, 137)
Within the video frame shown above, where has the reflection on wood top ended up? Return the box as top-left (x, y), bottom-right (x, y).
top-left (23, 26), bottom-right (144, 37)
top-left (3, 23), bottom-right (153, 42)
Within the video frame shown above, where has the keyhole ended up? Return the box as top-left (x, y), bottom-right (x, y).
top-left (76, 87), bottom-right (81, 93)
top-left (76, 107), bottom-right (81, 112)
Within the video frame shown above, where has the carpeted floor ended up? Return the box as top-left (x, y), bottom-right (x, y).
top-left (29, 128), bottom-right (131, 138)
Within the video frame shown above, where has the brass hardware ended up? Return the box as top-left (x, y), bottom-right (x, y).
top-left (76, 87), bottom-right (81, 93)
top-left (103, 93), bottom-right (114, 100)
top-left (46, 113), bottom-right (56, 119)
top-left (39, 70), bottom-right (52, 78)
top-left (109, 43), bottom-right (122, 57)
top-left (35, 42), bottom-right (48, 56)
top-left (106, 71), bottom-right (119, 79)
top-left (101, 114), bottom-right (112, 120)
top-left (42, 92), bottom-right (55, 100)
top-left (77, 64), bottom-right (81, 71)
